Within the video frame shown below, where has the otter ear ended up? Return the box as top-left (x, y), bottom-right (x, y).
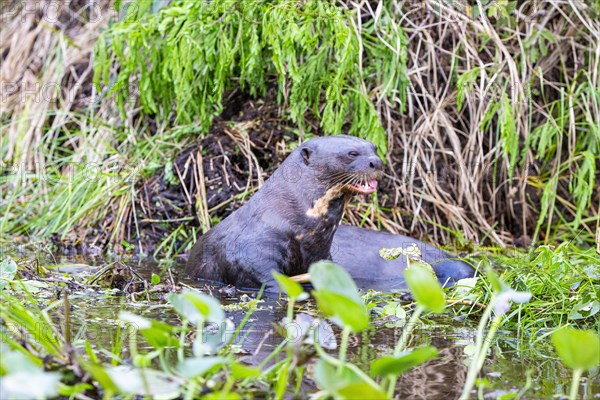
top-left (300, 147), bottom-right (313, 165)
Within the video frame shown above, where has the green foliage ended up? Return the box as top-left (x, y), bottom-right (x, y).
top-left (371, 346), bottom-right (438, 377)
top-left (314, 361), bottom-right (387, 399)
top-left (310, 261), bottom-right (370, 332)
top-left (404, 260), bottom-right (446, 314)
top-left (94, 0), bottom-right (409, 157)
top-left (551, 326), bottom-right (600, 400)
top-left (456, 66), bottom-right (481, 111)
top-left (0, 345), bottom-right (61, 400)
top-left (0, 257), bottom-right (17, 290)
top-left (551, 327), bottom-right (600, 371)
top-left (499, 92), bottom-right (518, 177)
top-left (496, 244), bottom-right (599, 330)
top-left (272, 271), bottom-right (305, 300)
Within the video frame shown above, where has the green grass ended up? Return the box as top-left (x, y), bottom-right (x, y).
top-left (94, 0), bottom-right (409, 157)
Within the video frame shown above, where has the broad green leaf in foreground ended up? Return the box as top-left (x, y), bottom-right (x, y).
top-left (168, 290), bottom-right (224, 324)
top-left (310, 261), bottom-right (370, 332)
top-left (177, 357), bottom-right (226, 379)
top-left (551, 327), bottom-right (600, 370)
top-left (371, 346), bottom-right (439, 377)
top-left (314, 360), bottom-right (385, 399)
top-left (106, 366), bottom-right (181, 399)
top-left (0, 346), bottom-right (61, 399)
top-left (404, 261), bottom-right (445, 313)
top-left (313, 289), bottom-right (370, 332)
top-left (309, 261), bottom-right (362, 304)
top-left (272, 271), bottom-right (308, 300)
top-left (337, 383), bottom-right (388, 400)
top-left (119, 312), bottom-right (180, 349)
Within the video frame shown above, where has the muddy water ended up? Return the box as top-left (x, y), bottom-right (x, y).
top-left (21, 256), bottom-right (600, 399)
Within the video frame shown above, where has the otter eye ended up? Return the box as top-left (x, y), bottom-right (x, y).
top-left (348, 151), bottom-right (359, 158)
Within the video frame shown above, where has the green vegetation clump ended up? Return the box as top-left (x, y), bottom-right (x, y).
top-left (95, 0), bottom-right (409, 155)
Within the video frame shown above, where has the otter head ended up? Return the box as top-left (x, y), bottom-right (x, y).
top-left (295, 135), bottom-right (383, 219)
top-left (298, 135), bottom-right (383, 195)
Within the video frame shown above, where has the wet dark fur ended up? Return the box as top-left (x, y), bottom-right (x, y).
top-left (186, 135), bottom-right (383, 289)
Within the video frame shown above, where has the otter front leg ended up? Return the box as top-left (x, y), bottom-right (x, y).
top-left (228, 240), bottom-right (292, 291)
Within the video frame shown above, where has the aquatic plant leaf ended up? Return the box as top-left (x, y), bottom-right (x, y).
top-left (313, 289), bottom-right (370, 332)
top-left (0, 371), bottom-right (61, 400)
top-left (193, 318), bottom-right (235, 356)
top-left (203, 392), bottom-right (242, 400)
top-left (309, 261), bottom-right (361, 304)
top-left (0, 346), bottom-right (59, 400)
top-left (404, 261), bottom-right (446, 314)
top-left (168, 290), bottom-right (224, 324)
top-left (382, 302), bottom-right (408, 320)
top-left (80, 361), bottom-right (120, 395)
top-left (119, 311), bottom-right (152, 329)
top-left (0, 346), bottom-right (40, 373)
top-left (314, 360), bottom-right (360, 392)
top-left (58, 383), bottom-right (94, 397)
top-left (105, 366), bottom-right (181, 399)
top-left (272, 271), bottom-right (307, 300)
top-left (551, 327), bottom-right (600, 370)
top-left (336, 383), bottom-right (388, 399)
top-left (177, 357), bottom-right (226, 378)
top-left (0, 257), bottom-right (17, 290)
top-left (451, 277), bottom-right (479, 301)
top-left (486, 268), bottom-right (504, 293)
top-left (231, 362), bottom-right (261, 379)
top-left (371, 346), bottom-right (438, 377)
top-left (119, 312), bottom-right (179, 349)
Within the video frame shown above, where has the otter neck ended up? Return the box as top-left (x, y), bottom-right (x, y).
top-left (263, 155), bottom-right (349, 229)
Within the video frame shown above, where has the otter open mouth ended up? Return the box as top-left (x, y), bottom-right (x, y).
top-left (348, 179), bottom-right (378, 194)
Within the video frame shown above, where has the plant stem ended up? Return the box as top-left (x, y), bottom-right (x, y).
top-left (569, 369), bottom-right (582, 400)
top-left (314, 343), bottom-right (380, 391)
top-left (394, 305), bottom-right (423, 356)
top-left (460, 301), bottom-right (493, 400)
top-left (386, 305), bottom-right (424, 397)
top-left (338, 327), bottom-right (351, 372)
top-left (287, 298), bottom-right (295, 326)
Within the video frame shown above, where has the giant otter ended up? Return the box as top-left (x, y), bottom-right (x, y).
top-left (187, 135), bottom-right (383, 289)
top-left (186, 135), bottom-right (474, 291)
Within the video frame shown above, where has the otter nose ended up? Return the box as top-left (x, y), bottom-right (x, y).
top-left (368, 156), bottom-right (383, 170)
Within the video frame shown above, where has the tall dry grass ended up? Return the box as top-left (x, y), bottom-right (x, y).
top-left (1, 0), bottom-right (598, 254)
